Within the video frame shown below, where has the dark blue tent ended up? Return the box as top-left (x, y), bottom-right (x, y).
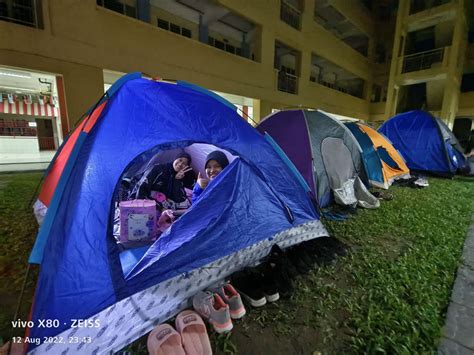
top-left (379, 110), bottom-right (465, 175)
top-left (27, 74), bottom-right (328, 354)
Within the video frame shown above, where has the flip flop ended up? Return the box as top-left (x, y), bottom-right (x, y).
top-left (147, 323), bottom-right (186, 355)
top-left (175, 310), bottom-right (213, 355)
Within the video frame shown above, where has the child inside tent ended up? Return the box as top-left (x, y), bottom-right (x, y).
top-left (192, 150), bottom-right (230, 203)
top-left (114, 152), bottom-right (196, 248)
top-left (133, 152), bottom-right (195, 209)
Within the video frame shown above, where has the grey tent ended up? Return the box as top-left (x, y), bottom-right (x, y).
top-left (258, 109), bottom-right (379, 209)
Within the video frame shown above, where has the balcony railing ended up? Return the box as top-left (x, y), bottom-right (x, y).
top-left (402, 48), bottom-right (445, 73)
top-left (280, 1), bottom-right (301, 30)
top-left (0, 0), bottom-right (41, 28)
top-left (409, 0), bottom-right (451, 15)
top-left (278, 71), bottom-right (298, 94)
top-left (310, 76), bottom-right (364, 98)
top-left (96, 0), bottom-right (137, 18)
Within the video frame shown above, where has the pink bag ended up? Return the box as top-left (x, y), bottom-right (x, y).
top-left (119, 199), bottom-right (157, 243)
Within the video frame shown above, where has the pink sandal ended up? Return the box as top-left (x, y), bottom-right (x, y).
top-left (147, 323), bottom-right (186, 355)
top-left (175, 310), bottom-right (213, 355)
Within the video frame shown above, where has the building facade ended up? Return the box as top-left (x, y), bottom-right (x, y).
top-left (0, 0), bottom-right (473, 170)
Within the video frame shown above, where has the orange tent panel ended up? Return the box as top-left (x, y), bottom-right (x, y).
top-left (358, 123), bottom-right (410, 182)
top-left (38, 101), bottom-right (107, 206)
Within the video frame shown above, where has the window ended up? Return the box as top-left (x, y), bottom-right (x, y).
top-left (207, 35), bottom-right (244, 58)
top-left (181, 27), bottom-right (191, 38)
top-left (157, 18), bottom-right (192, 39)
top-left (375, 44), bottom-right (386, 64)
top-left (124, 4), bottom-right (135, 18)
top-left (371, 84), bottom-right (382, 102)
top-left (225, 44), bottom-right (235, 54)
top-left (99, 0), bottom-right (135, 18)
top-left (461, 73), bottom-right (474, 92)
top-left (214, 40), bottom-right (225, 50)
top-left (170, 23), bottom-right (180, 34)
top-left (0, 119), bottom-right (37, 137)
top-left (157, 18), bottom-right (169, 30)
top-left (0, 0), bottom-right (41, 28)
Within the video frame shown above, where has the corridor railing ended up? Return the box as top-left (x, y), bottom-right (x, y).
top-left (409, 0), bottom-right (452, 15)
top-left (402, 48), bottom-right (445, 73)
top-left (280, 1), bottom-right (301, 30)
top-left (278, 71), bottom-right (298, 94)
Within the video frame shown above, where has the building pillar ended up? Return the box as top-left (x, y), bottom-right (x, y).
top-left (440, 2), bottom-right (467, 127)
top-left (198, 15), bottom-right (209, 44)
top-left (301, 0), bottom-right (315, 30)
top-left (298, 49), bottom-right (312, 97)
top-left (56, 75), bottom-right (69, 137)
top-left (241, 33), bottom-right (250, 59)
top-left (61, 65), bottom-right (104, 129)
top-left (253, 99), bottom-right (273, 123)
top-left (385, 0), bottom-right (410, 119)
top-left (136, 0), bottom-right (150, 23)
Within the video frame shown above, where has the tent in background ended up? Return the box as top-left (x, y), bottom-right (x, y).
top-left (257, 109), bottom-right (379, 209)
top-left (27, 74), bottom-right (328, 354)
top-left (346, 122), bottom-right (410, 188)
top-left (379, 110), bottom-right (465, 176)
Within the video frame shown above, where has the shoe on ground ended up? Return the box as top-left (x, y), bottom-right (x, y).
top-left (231, 268), bottom-right (267, 307)
top-left (286, 247), bottom-right (313, 275)
top-left (304, 238), bottom-right (338, 266)
top-left (321, 237), bottom-right (349, 257)
top-left (192, 291), bottom-right (233, 333)
top-left (268, 245), bottom-right (299, 279)
top-left (208, 282), bottom-right (246, 319)
top-left (259, 263), bottom-right (280, 303)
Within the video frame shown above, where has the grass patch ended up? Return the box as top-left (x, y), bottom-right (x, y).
top-left (325, 178), bottom-right (474, 353)
top-left (0, 173), bottom-right (472, 353)
top-left (0, 172), bottom-right (43, 343)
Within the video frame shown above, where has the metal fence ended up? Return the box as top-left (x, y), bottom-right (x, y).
top-left (278, 71), bottom-right (298, 94)
top-left (311, 77), bottom-right (364, 98)
top-left (409, 0), bottom-right (451, 14)
top-left (280, 1), bottom-right (301, 30)
top-left (0, 0), bottom-right (40, 28)
top-left (402, 48), bottom-right (445, 73)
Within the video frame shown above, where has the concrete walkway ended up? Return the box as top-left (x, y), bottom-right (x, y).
top-left (0, 151), bottom-right (55, 172)
top-left (438, 216), bottom-right (474, 354)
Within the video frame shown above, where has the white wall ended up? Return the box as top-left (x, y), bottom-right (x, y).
top-left (0, 136), bottom-right (39, 154)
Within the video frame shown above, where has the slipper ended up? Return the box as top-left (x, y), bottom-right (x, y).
top-left (147, 323), bottom-right (186, 355)
top-left (175, 310), bottom-right (213, 355)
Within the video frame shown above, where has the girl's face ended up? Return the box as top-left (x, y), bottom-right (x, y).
top-left (173, 157), bottom-right (189, 172)
top-left (205, 160), bottom-right (223, 180)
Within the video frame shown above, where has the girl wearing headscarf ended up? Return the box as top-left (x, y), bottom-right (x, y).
top-left (192, 150), bottom-right (229, 204)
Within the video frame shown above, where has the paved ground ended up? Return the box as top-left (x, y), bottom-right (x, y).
top-left (0, 151), bottom-right (54, 172)
top-left (438, 216), bottom-right (474, 354)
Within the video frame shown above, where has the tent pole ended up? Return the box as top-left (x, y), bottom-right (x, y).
top-left (8, 263), bottom-right (32, 355)
top-left (7, 175), bottom-right (44, 354)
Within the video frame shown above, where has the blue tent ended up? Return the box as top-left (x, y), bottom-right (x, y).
top-left (345, 122), bottom-right (385, 188)
top-left (379, 110), bottom-right (466, 175)
top-left (27, 74), bottom-right (328, 353)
